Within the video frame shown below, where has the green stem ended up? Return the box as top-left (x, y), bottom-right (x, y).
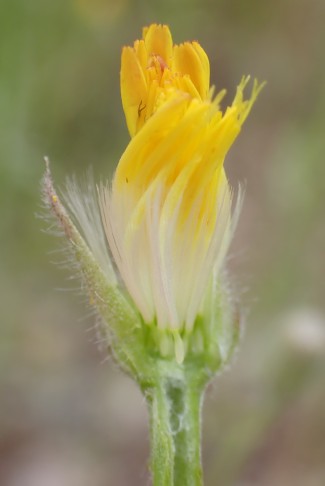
top-left (145, 365), bottom-right (205, 486)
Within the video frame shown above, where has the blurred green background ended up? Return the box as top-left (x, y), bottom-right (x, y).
top-left (1, 0), bottom-right (325, 485)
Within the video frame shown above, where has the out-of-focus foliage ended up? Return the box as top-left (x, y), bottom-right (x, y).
top-left (1, 0), bottom-right (324, 485)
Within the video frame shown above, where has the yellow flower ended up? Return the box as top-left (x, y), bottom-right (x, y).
top-left (98, 25), bottom-right (263, 363)
top-left (121, 23), bottom-right (211, 137)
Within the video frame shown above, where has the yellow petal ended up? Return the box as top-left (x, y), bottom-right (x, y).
top-left (173, 42), bottom-right (210, 99)
top-left (133, 39), bottom-right (148, 70)
top-left (192, 41), bottom-right (210, 95)
top-left (120, 46), bottom-right (148, 136)
top-left (143, 24), bottom-right (173, 65)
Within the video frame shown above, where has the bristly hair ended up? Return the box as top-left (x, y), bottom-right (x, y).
top-left (41, 159), bottom-right (118, 356)
top-left (63, 170), bottom-right (117, 285)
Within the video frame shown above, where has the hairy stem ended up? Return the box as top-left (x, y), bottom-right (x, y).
top-left (146, 365), bottom-right (205, 486)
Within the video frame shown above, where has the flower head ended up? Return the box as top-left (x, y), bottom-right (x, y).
top-left (44, 24), bottom-right (263, 368)
top-left (98, 25), bottom-right (263, 363)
